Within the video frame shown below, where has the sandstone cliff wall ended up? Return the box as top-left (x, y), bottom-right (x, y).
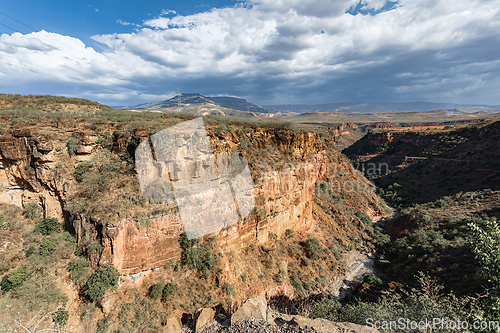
top-left (0, 118), bottom-right (383, 274)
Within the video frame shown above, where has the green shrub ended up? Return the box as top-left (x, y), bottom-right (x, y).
top-left (82, 265), bottom-right (120, 302)
top-left (363, 273), bottom-right (383, 287)
top-left (310, 274), bottom-right (471, 326)
top-left (62, 231), bottom-right (77, 244)
top-left (355, 211), bottom-right (372, 225)
top-left (149, 283), bottom-right (164, 299)
top-left (468, 217), bottom-right (500, 288)
top-left (304, 238), bottom-right (322, 260)
top-left (468, 215), bottom-right (500, 322)
top-left (178, 232), bottom-right (220, 277)
top-left (215, 123), bottom-right (231, 135)
top-left (52, 307), bottom-right (69, 327)
top-left (96, 133), bottom-right (113, 150)
top-left (134, 212), bottom-right (152, 230)
top-left (39, 238), bottom-right (58, 256)
top-left (0, 214), bottom-right (6, 229)
top-left (274, 272), bottom-right (284, 283)
top-left (0, 266), bottom-right (30, 292)
top-left (24, 246), bottom-right (36, 257)
top-left (223, 283), bottom-right (236, 296)
top-left (369, 226), bottom-right (391, 248)
top-left (87, 240), bottom-right (102, 255)
top-left (435, 198), bottom-right (449, 208)
top-left (162, 282), bottom-right (179, 301)
top-left (36, 217), bottom-right (60, 235)
top-left (330, 244), bottom-right (343, 261)
top-left (75, 247), bottom-right (84, 256)
top-left (74, 162), bottom-right (89, 182)
top-left (68, 258), bottom-right (91, 285)
top-left (173, 261), bottom-right (181, 271)
top-left (414, 214), bottom-right (432, 227)
top-left (285, 229), bottom-right (295, 239)
top-left (290, 274), bottom-right (305, 296)
top-left (96, 317), bottom-right (110, 333)
top-left (23, 202), bottom-right (42, 221)
top-left (67, 137), bottom-right (79, 155)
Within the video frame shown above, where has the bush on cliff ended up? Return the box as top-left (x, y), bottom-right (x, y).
top-left (67, 137), bottom-right (79, 155)
top-left (1, 267), bottom-right (28, 293)
top-left (39, 238), bottom-right (58, 256)
top-left (23, 202), bottom-right (42, 221)
top-left (468, 216), bottom-right (500, 320)
top-left (148, 283), bottom-right (163, 299)
top-left (178, 232), bottom-right (220, 277)
top-left (1, 266), bottom-right (30, 292)
top-left (162, 282), bottom-right (179, 301)
top-left (52, 307), bottom-right (69, 328)
top-left (68, 258), bottom-right (91, 285)
top-left (83, 265), bottom-right (119, 302)
top-left (35, 217), bottom-right (60, 235)
top-left (303, 237), bottom-right (322, 260)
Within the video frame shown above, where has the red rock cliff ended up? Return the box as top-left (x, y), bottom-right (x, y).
top-left (0, 118), bottom-right (384, 274)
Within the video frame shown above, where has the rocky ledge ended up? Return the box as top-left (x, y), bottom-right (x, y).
top-left (164, 296), bottom-right (378, 333)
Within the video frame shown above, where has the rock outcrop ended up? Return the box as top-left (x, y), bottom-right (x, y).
top-left (163, 312), bottom-right (182, 333)
top-left (194, 307), bottom-right (215, 332)
top-left (0, 109), bottom-right (388, 333)
top-left (0, 117), bottom-right (385, 275)
top-left (230, 295), bottom-right (267, 325)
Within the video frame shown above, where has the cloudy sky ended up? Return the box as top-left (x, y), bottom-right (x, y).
top-left (1, 0), bottom-right (499, 106)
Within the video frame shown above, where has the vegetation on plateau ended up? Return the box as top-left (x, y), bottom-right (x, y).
top-left (308, 118), bottom-right (500, 332)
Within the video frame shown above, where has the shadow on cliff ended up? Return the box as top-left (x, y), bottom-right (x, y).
top-left (343, 118), bottom-right (500, 206)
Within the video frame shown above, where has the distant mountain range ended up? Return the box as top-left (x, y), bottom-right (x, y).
top-left (265, 101), bottom-right (500, 114)
top-left (133, 93), bottom-right (271, 114)
top-left (131, 96), bottom-right (500, 115)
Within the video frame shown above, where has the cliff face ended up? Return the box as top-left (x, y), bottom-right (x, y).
top-left (331, 123), bottom-right (367, 150)
top-left (363, 131), bottom-right (429, 150)
top-left (0, 116), bottom-right (384, 275)
top-left (343, 117), bottom-right (500, 205)
top-left (345, 117), bottom-right (500, 159)
top-left (0, 112), bottom-right (390, 331)
top-left (0, 131), bottom-right (67, 220)
top-left (99, 127), bottom-right (380, 274)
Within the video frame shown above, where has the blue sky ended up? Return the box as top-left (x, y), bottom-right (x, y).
top-left (1, 0), bottom-right (500, 107)
top-left (1, 1), bottom-right (237, 44)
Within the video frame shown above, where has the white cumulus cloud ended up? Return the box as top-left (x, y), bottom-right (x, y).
top-left (1, 0), bottom-right (499, 105)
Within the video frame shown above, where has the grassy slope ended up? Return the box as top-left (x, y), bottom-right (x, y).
top-left (312, 117), bottom-right (500, 328)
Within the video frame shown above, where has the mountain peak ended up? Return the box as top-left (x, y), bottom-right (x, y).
top-left (135, 93), bottom-right (270, 114)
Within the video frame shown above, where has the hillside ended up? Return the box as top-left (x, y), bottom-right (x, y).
top-left (0, 105), bottom-right (387, 331)
top-left (344, 116), bottom-right (500, 205)
top-left (311, 116), bottom-right (500, 329)
top-left (209, 96), bottom-right (270, 113)
top-left (2, 94), bottom-right (499, 332)
top-left (132, 94), bottom-right (292, 118)
top-left (0, 94), bottom-right (113, 113)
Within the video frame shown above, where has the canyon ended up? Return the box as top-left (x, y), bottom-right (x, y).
top-left (0, 110), bottom-right (388, 331)
top-left (0, 115), bottom-right (385, 274)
